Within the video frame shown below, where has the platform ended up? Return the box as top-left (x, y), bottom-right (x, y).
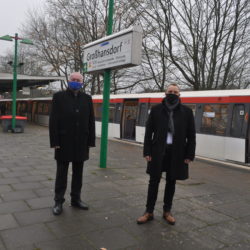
top-left (0, 125), bottom-right (249, 249)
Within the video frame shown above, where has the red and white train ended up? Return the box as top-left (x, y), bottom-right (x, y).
top-left (1, 89), bottom-right (249, 164)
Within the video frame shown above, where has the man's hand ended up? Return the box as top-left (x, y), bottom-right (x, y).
top-left (145, 156), bottom-right (152, 162)
top-left (184, 159), bottom-right (191, 164)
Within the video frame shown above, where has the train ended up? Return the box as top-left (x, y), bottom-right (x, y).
top-left (0, 89), bottom-right (249, 165)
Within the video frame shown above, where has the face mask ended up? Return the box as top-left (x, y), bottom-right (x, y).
top-left (68, 81), bottom-right (82, 90)
top-left (166, 93), bottom-right (179, 104)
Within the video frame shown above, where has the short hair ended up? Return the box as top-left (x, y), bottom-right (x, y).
top-left (69, 72), bottom-right (83, 82)
top-left (166, 83), bottom-right (180, 91)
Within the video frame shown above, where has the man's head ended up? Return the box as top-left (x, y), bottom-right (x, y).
top-left (165, 83), bottom-right (180, 96)
top-left (69, 72), bottom-right (83, 83)
top-left (68, 72), bottom-right (84, 91)
top-left (165, 84), bottom-right (180, 104)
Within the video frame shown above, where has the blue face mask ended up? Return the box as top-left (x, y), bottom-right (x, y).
top-left (68, 81), bottom-right (82, 90)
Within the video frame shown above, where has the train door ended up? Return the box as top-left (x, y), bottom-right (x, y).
top-left (230, 103), bottom-right (249, 163)
top-left (230, 104), bottom-right (245, 137)
top-left (121, 99), bottom-right (138, 140)
top-left (247, 118), bottom-right (250, 163)
top-left (246, 106), bottom-right (250, 163)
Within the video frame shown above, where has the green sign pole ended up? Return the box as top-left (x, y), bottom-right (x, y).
top-left (99, 0), bottom-right (114, 168)
top-left (12, 33), bottom-right (18, 130)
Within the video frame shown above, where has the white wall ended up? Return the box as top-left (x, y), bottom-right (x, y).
top-left (95, 121), bottom-right (120, 139)
top-left (196, 134), bottom-right (245, 163)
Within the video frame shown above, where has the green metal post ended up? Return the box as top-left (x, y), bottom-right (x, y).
top-left (107, 0), bottom-right (114, 35)
top-left (12, 33), bottom-right (18, 130)
top-left (99, 0), bottom-right (114, 168)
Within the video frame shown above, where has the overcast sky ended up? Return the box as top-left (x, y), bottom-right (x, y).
top-left (0, 0), bottom-right (46, 56)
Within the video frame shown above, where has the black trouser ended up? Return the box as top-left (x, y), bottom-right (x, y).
top-left (146, 174), bottom-right (176, 213)
top-left (146, 145), bottom-right (176, 213)
top-left (54, 161), bottom-right (84, 204)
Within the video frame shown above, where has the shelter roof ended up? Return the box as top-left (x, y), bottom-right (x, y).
top-left (0, 73), bottom-right (65, 92)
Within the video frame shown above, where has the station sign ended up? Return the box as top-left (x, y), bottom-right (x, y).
top-left (83, 26), bottom-right (142, 73)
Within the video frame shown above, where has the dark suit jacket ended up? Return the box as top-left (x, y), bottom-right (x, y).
top-left (49, 89), bottom-right (95, 162)
top-left (143, 98), bottom-right (196, 180)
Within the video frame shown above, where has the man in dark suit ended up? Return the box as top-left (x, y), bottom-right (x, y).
top-left (137, 84), bottom-right (196, 225)
top-left (49, 72), bottom-right (95, 215)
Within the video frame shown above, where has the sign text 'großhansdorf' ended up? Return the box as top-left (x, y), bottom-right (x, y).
top-left (83, 26), bottom-right (142, 73)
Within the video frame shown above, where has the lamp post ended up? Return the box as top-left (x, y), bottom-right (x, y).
top-left (0, 33), bottom-right (33, 131)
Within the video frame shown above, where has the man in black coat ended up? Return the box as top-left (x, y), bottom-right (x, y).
top-left (49, 72), bottom-right (95, 215)
top-left (137, 84), bottom-right (196, 225)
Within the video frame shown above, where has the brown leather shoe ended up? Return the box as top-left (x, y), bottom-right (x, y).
top-left (163, 212), bottom-right (175, 225)
top-left (137, 212), bottom-right (154, 224)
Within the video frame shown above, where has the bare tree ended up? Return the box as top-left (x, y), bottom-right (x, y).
top-left (21, 0), bottom-right (143, 94)
top-left (22, 0), bottom-right (108, 93)
top-left (0, 46), bottom-right (47, 76)
top-left (0, 51), bottom-right (13, 74)
top-left (134, 0), bottom-right (250, 90)
top-left (18, 0), bottom-right (250, 93)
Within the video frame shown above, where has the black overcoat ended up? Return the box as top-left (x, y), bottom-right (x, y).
top-left (49, 89), bottom-right (95, 162)
top-left (143, 99), bottom-right (196, 180)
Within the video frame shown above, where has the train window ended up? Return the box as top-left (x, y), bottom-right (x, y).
top-left (21, 103), bottom-right (27, 113)
top-left (184, 104), bottom-right (196, 116)
top-left (201, 104), bottom-right (228, 135)
top-left (5, 102), bottom-right (10, 115)
top-left (138, 103), bottom-right (148, 126)
top-left (149, 103), bottom-right (158, 109)
top-left (7, 102), bottom-right (11, 114)
top-left (43, 103), bottom-right (49, 115)
top-left (230, 104), bottom-right (245, 137)
top-left (17, 102), bottom-right (28, 115)
top-left (114, 103), bottom-right (122, 123)
top-left (149, 103), bottom-right (158, 114)
top-left (32, 102), bottom-right (37, 120)
top-left (122, 100), bottom-right (138, 139)
top-left (28, 102), bottom-right (32, 113)
top-left (47, 103), bottom-right (51, 114)
top-left (109, 104), bottom-right (115, 122)
top-left (94, 103), bottom-right (102, 121)
top-left (17, 103), bottom-right (21, 115)
top-left (37, 103), bottom-right (44, 114)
